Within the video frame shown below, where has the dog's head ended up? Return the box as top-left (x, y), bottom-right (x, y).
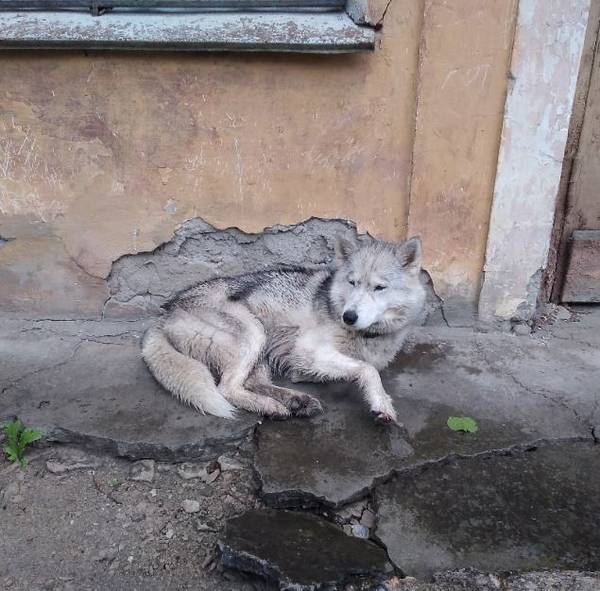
top-left (329, 236), bottom-right (426, 334)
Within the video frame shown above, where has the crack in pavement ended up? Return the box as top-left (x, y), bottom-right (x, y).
top-left (1, 341), bottom-right (85, 398)
top-left (255, 433), bottom-right (590, 512)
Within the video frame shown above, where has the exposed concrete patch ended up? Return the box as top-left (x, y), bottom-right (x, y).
top-left (104, 217), bottom-right (358, 318)
top-left (104, 216), bottom-right (442, 321)
top-left (375, 442), bottom-right (600, 579)
top-left (219, 509), bottom-right (395, 589)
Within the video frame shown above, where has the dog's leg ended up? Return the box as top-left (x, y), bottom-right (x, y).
top-left (213, 304), bottom-right (291, 419)
top-left (298, 348), bottom-right (398, 424)
top-left (246, 364), bottom-right (323, 418)
top-left (165, 306), bottom-right (289, 419)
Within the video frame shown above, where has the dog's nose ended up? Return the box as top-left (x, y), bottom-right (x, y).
top-left (343, 310), bottom-right (358, 325)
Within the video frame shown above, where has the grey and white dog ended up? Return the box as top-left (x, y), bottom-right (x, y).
top-left (142, 236), bottom-right (426, 424)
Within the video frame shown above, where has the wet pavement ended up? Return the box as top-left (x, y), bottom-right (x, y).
top-left (1, 306), bottom-right (600, 588)
top-left (376, 442), bottom-right (600, 579)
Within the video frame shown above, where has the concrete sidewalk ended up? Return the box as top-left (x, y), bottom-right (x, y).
top-left (1, 306), bottom-right (599, 589)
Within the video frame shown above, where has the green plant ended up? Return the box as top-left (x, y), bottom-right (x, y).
top-left (447, 416), bottom-right (479, 433)
top-left (2, 420), bottom-right (42, 468)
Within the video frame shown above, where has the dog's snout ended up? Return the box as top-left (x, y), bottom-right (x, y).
top-left (343, 310), bottom-right (358, 326)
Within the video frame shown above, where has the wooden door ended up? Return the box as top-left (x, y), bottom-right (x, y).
top-left (557, 10), bottom-right (600, 303)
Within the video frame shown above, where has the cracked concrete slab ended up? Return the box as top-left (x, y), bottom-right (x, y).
top-left (0, 319), bottom-right (258, 461)
top-left (375, 442), bottom-right (600, 579)
top-left (219, 509), bottom-right (395, 590)
top-left (255, 317), bottom-right (598, 508)
top-left (255, 382), bottom-right (415, 508)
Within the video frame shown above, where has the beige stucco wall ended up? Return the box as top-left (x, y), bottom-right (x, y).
top-left (408, 0), bottom-right (517, 307)
top-left (0, 0), bottom-right (515, 318)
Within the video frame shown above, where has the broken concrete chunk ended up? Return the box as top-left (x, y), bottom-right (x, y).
top-left (129, 459), bottom-right (155, 482)
top-left (255, 381), bottom-right (414, 508)
top-left (360, 508), bottom-right (376, 529)
top-left (219, 509), bottom-right (394, 590)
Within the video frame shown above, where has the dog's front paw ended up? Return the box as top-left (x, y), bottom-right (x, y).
top-left (370, 399), bottom-right (399, 426)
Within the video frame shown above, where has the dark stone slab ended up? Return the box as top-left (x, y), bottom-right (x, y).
top-left (219, 509), bottom-right (395, 589)
top-left (376, 442), bottom-right (600, 579)
top-left (0, 327), bottom-right (258, 461)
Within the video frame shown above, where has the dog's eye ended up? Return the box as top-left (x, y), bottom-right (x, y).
top-left (348, 279), bottom-right (356, 287)
top-left (374, 285), bottom-right (387, 291)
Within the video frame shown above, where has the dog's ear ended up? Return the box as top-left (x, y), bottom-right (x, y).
top-left (334, 237), bottom-right (357, 266)
top-left (397, 236), bottom-right (422, 272)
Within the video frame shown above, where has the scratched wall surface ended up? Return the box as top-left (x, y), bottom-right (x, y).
top-left (0, 0), bottom-right (423, 317)
top-left (0, 0), bottom-right (515, 318)
top-left (407, 0), bottom-right (518, 308)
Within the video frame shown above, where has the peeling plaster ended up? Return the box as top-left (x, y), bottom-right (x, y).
top-left (479, 0), bottom-right (590, 322)
top-left (102, 216), bottom-right (442, 321)
top-left (346, 0), bottom-right (392, 27)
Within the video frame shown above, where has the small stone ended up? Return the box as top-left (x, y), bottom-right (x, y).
top-left (94, 548), bottom-right (118, 563)
top-left (156, 463), bottom-right (174, 473)
top-left (46, 451), bottom-right (101, 474)
top-left (351, 524), bottom-right (369, 538)
top-left (164, 527), bottom-right (174, 540)
top-left (1, 481), bottom-right (21, 503)
top-left (182, 499), bottom-right (200, 513)
top-left (360, 509), bottom-right (376, 529)
top-left (196, 520), bottom-right (219, 532)
top-left (129, 459), bottom-right (155, 482)
top-left (131, 511), bottom-right (145, 522)
top-left (207, 469), bottom-right (221, 483)
top-left (555, 305), bottom-right (571, 321)
top-left (512, 323), bottom-right (531, 336)
top-left (150, 488), bottom-right (157, 497)
top-left (176, 462), bottom-right (209, 481)
top-left (217, 455), bottom-right (245, 471)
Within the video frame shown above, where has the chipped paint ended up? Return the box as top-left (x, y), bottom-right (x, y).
top-left (0, 10), bottom-right (374, 52)
top-left (479, 0), bottom-right (591, 321)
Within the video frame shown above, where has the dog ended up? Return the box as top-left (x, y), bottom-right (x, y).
top-left (141, 235), bottom-right (426, 424)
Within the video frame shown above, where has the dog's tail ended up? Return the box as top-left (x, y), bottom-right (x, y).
top-left (141, 326), bottom-right (236, 419)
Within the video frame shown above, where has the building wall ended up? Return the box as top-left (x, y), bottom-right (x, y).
top-left (0, 0), bottom-right (516, 319)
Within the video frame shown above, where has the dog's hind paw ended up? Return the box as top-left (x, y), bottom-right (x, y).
top-left (291, 394), bottom-right (324, 418)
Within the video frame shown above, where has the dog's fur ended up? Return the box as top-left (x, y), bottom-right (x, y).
top-left (141, 236), bottom-right (426, 423)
